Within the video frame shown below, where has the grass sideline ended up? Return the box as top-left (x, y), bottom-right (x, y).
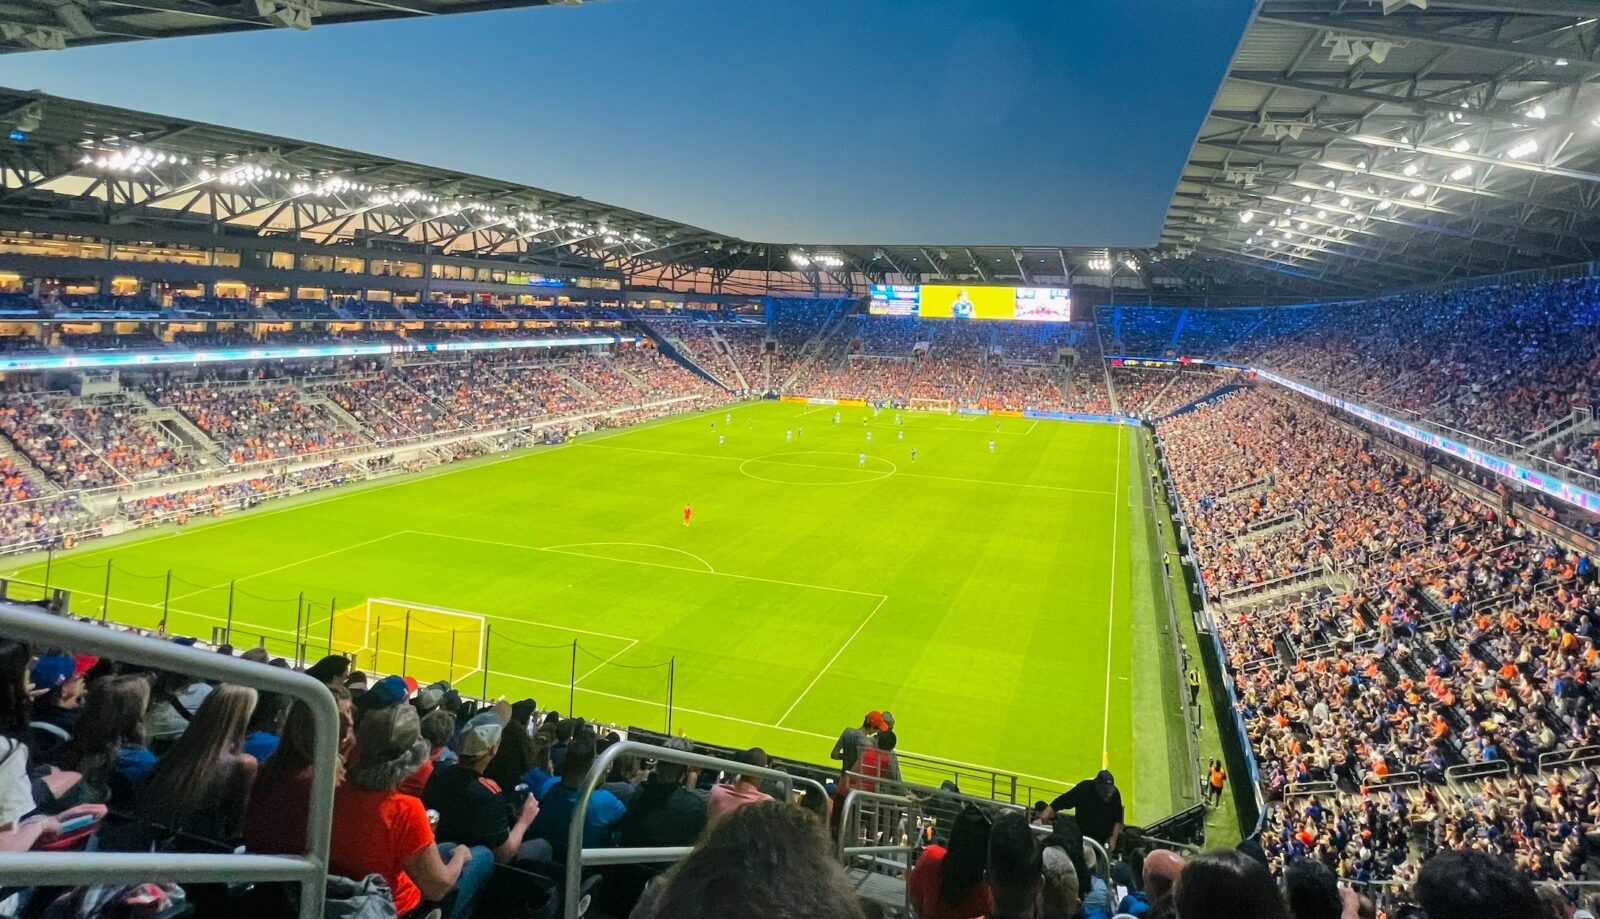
top-left (8, 401), bottom-right (1188, 820)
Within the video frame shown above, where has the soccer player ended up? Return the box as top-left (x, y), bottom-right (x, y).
top-left (897, 430), bottom-right (904, 441)
top-left (896, 413), bottom-right (902, 426)
top-left (866, 431), bottom-right (873, 442)
top-left (718, 434), bottom-right (725, 445)
top-left (711, 421), bottom-right (716, 431)
top-left (989, 439), bottom-right (996, 454)
top-left (858, 452), bottom-right (866, 467)
top-left (833, 411), bottom-right (840, 424)
top-left (683, 504), bottom-right (692, 526)
top-left (995, 421), bottom-right (1001, 432)
top-left (786, 429), bottom-right (793, 443)
top-left (910, 448), bottom-right (917, 463)
top-left (725, 413), bottom-right (731, 424)
top-left (797, 426), bottom-right (803, 437)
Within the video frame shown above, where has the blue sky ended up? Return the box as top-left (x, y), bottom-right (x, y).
top-left (0, 0), bottom-right (1253, 246)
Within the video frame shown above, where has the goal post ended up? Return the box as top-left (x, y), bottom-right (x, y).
top-left (909, 398), bottom-right (955, 413)
top-left (329, 598), bottom-right (486, 686)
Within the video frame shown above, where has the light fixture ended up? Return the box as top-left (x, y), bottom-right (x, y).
top-left (1408, 183), bottom-right (1427, 197)
top-left (1403, 163), bottom-right (1419, 177)
top-left (1240, 210), bottom-right (1254, 223)
top-left (1449, 164), bottom-right (1473, 181)
top-left (1507, 139), bottom-right (1539, 160)
top-left (1338, 196), bottom-right (1352, 207)
top-left (1451, 139), bottom-right (1471, 153)
top-left (1527, 104), bottom-right (1548, 120)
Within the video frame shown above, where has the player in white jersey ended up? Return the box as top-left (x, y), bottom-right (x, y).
top-left (718, 435), bottom-right (725, 445)
top-left (989, 439), bottom-right (996, 453)
top-left (896, 414), bottom-right (903, 426)
top-left (897, 430), bottom-right (904, 442)
top-left (866, 431), bottom-right (873, 442)
top-left (725, 413), bottom-right (731, 424)
top-left (785, 429), bottom-right (792, 443)
top-left (859, 452), bottom-right (866, 467)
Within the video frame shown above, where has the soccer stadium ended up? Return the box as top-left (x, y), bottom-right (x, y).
top-left (0, 1), bottom-right (1597, 918)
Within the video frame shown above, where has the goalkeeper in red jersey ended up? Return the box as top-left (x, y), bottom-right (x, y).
top-left (683, 504), bottom-right (693, 527)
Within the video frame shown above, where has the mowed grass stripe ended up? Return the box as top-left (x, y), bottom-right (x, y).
top-left (7, 403), bottom-right (1170, 817)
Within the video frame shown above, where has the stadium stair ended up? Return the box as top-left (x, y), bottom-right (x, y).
top-left (0, 437), bottom-right (60, 494)
top-left (126, 388), bottom-right (225, 466)
top-left (1166, 309), bottom-right (1191, 353)
top-left (299, 390), bottom-right (374, 443)
top-left (707, 326), bottom-right (751, 391)
top-left (634, 322), bottom-right (728, 390)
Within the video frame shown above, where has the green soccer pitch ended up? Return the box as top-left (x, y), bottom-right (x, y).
top-left (3, 400), bottom-right (1192, 821)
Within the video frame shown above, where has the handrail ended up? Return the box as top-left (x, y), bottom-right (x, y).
top-left (0, 602), bottom-right (340, 919)
top-left (1539, 746), bottom-right (1600, 774)
top-left (563, 740), bottom-right (829, 919)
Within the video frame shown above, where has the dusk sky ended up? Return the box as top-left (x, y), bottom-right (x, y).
top-left (0, 0), bottom-right (1253, 246)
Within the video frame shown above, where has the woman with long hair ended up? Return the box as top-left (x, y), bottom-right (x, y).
top-left (907, 804), bottom-right (993, 919)
top-left (136, 683), bottom-right (259, 845)
top-left (243, 694), bottom-right (343, 856)
top-left (49, 674), bottom-right (154, 803)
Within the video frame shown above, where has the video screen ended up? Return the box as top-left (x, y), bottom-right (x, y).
top-left (869, 285), bottom-right (1072, 322)
top-left (869, 285), bottom-right (919, 316)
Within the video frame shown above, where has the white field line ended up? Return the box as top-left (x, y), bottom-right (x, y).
top-left (1100, 426), bottom-right (1125, 770)
top-left (407, 529), bottom-right (887, 599)
top-left (775, 593), bottom-right (888, 726)
top-left (18, 449), bottom-right (540, 570)
top-left (572, 638), bottom-right (641, 685)
top-left (577, 441), bottom-right (1112, 495)
top-left (167, 532), bottom-right (405, 603)
top-left (543, 542), bottom-right (716, 574)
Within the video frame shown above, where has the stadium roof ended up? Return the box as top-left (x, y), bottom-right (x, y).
top-left (8, 0), bottom-right (1599, 302)
top-left (1159, 0), bottom-right (1600, 292)
top-left (1, 85), bottom-right (1303, 303)
top-left (0, 0), bottom-right (580, 53)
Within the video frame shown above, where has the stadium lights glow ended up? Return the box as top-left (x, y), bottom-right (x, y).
top-left (1450, 139), bottom-right (1471, 153)
top-left (1316, 210), bottom-right (1327, 219)
top-left (1239, 210), bottom-right (1254, 223)
top-left (1376, 199), bottom-right (1393, 211)
top-left (1449, 164), bottom-right (1473, 181)
top-left (1527, 104), bottom-right (1548, 120)
top-left (1408, 183), bottom-right (1427, 197)
top-left (1402, 163), bottom-right (1419, 177)
top-left (1339, 196), bottom-right (1352, 207)
top-left (1507, 139), bottom-right (1539, 160)
top-left (1556, 58), bottom-right (1569, 67)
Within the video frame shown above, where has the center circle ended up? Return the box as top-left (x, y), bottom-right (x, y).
top-left (737, 451), bottom-right (898, 486)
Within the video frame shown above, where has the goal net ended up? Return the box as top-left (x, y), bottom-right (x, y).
top-left (329, 598), bottom-right (486, 686)
top-left (909, 398), bottom-right (954, 413)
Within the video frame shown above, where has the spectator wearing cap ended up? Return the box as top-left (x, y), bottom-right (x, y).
top-left (988, 810), bottom-right (1045, 919)
top-left (1045, 769), bottom-right (1125, 850)
top-left (706, 747), bottom-right (773, 828)
top-left (421, 710), bottom-right (547, 867)
top-left (0, 639), bottom-right (107, 854)
top-left (831, 710), bottom-right (887, 775)
top-left (28, 654), bottom-right (96, 753)
top-left (528, 728), bottom-right (627, 862)
top-left (332, 702), bottom-right (492, 919)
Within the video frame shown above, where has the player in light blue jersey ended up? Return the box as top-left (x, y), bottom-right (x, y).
top-left (858, 452), bottom-right (866, 467)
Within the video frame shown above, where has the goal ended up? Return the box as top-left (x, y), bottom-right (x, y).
top-left (329, 598), bottom-right (486, 686)
top-left (909, 398), bottom-right (955, 413)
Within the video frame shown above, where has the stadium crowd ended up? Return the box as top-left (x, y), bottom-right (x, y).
top-left (1156, 384), bottom-right (1600, 899)
top-left (1, 618), bottom-right (1591, 919)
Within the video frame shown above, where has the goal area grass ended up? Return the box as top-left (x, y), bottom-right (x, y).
top-left (6, 401), bottom-right (1194, 821)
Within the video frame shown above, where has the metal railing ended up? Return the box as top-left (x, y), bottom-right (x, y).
top-left (0, 601), bottom-right (341, 919)
top-left (562, 740), bottom-right (829, 919)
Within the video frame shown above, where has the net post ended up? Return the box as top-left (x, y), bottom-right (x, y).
top-left (449, 630), bottom-right (457, 682)
top-left (666, 656), bottom-right (675, 734)
top-left (482, 624), bottom-right (491, 700)
top-left (372, 616), bottom-right (382, 672)
top-left (328, 597), bottom-right (337, 660)
top-left (568, 639), bottom-right (577, 717)
top-left (225, 580), bottom-right (236, 644)
top-left (295, 592), bottom-right (305, 667)
top-left (160, 569), bottom-right (172, 631)
top-left (100, 559), bottom-right (112, 622)
top-left (402, 610), bottom-right (412, 677)
top-left (43, 546), bottom-right (53, 593)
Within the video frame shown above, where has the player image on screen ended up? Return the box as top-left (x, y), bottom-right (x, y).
top-left (949, 288), bottom-right (976, 319)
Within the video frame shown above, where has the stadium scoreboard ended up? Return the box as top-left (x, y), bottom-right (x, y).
top-left (869, 284), bottom-right (1071, 322)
